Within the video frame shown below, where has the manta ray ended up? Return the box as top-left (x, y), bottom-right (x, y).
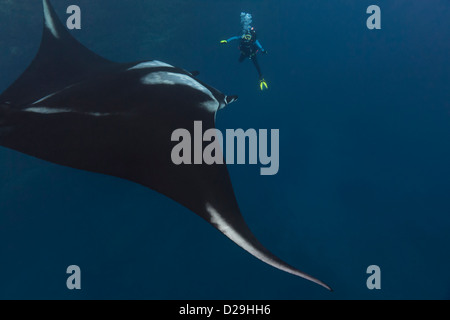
top-left (0, 0), bottom-right (331, 291)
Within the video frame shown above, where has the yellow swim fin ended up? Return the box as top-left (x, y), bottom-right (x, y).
top-left (259, 79), bottom-right (268, 91)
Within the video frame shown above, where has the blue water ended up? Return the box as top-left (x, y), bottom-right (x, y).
top-left (0, 0), bottom-right (449, 300)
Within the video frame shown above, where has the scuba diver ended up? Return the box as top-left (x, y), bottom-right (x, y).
top-left (220, 13), bottom-right (269, 91)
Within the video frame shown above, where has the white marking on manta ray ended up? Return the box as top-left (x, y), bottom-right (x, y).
top-left (24, 107), bottom-right (112, 117)
top-left (141, 72), bottom-right (176, 85)
top-left (128, 61), bottom-right (174, 71)
top-left (24, 107), bottom-right (71, 114)
top-left (141, 72), bottom-right (219, 112)
top-left (43, 0), bottom-right (59, 39)
top-left (86, 112), bottom-right (112, 117)
top-left (206, 203), bottom-right (268, 262)
top-left (32, 92), bottom-right (58, 105)
top-left (32, 84), bottom-right (78, 105)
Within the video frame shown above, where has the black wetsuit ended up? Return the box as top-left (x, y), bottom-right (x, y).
top-left (238, 38), bottom-right (263, 80)
top-left (226, 34), bottom-right (266, 80)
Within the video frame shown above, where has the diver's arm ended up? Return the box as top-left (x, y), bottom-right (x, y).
top-left (227, 36), bottom-right (241, 42)
top-left (256, 40), bottom-right (267, 53)
top-left (221, 36), bottom-right (240, 44)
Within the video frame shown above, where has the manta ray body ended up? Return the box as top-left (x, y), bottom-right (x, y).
top-left (0, 0), bottom-right (331, 290)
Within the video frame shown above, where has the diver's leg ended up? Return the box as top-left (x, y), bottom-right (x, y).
top-left (251, 56), bottom-right (263, 79)
top-left (239, 54), bottom-right (246, 63)
top-left (252, 56), bottom-right (268, 90)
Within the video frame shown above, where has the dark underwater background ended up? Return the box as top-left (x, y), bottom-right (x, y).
top-left (0, 0), bottom-right (449, 300)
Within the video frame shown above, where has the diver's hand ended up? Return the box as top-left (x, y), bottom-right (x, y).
top-left (220, 40), bottom-right (228, 45)
top-left (262, 49), bottom-right (268, 54)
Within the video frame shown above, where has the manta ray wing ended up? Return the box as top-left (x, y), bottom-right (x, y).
top-left (0, 0), bottom-right (331, 291)
top-left (0, 0), bottom-right (117, 107)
